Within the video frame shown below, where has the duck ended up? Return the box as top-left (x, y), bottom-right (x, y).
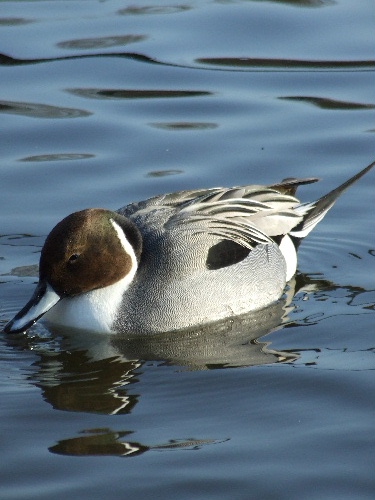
top-left (4, 160), bottom-right (374, 335)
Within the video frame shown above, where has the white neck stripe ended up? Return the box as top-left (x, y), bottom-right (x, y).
top-left (110, 218), bottom-right (138, 270)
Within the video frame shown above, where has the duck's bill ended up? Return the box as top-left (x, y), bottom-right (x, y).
top-left (3, 282), bottom-right (61, 334)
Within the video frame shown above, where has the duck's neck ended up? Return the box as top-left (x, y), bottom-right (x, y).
top-left (44, 270), bottom-right (137, 333)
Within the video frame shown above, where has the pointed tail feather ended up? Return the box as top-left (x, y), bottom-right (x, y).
top-left (290, 160), bottom-right (375, 239)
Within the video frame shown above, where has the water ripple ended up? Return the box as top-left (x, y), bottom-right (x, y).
top-left (279, 96), bottom-right (375, 110)
top-left (196, 57), bottom-right (375, 71)
top-left (146, 170), bottom-right (184, 177)
top-left (0, 17), bottom-right (34, 26)
top-left (117, 5), bottom-right (192, 16)
top-left (66, 88), bottom-right (212, 99)
top-left (1, 51), bottom-right (373, 73)
top-left (57, 35), bottom-right (147, 50)
top-left (0, 100), bottom-right (91, 119)
top-left (150, 122), bottom-right (218, 130)
top-left (19, 153), bottom-right (95, 162)
top-left (230, 0), bottom-right (336, 6)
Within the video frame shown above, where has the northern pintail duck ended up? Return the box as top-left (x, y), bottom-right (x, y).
top-left (4, 161), bottom-right (374, 335)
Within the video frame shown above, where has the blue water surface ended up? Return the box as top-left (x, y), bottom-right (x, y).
top-left (0, 1), bottom-right (374, 499)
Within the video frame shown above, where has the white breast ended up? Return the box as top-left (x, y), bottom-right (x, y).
top-left (43, 274), bottom-right (132, 333)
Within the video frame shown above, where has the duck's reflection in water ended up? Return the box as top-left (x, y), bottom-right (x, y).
top-left (49, 429), bottom-right (228, 458)
top-left (39, 294), bottom-right (294, 458)
top-left (9, 274), bottom-right (367, 458)
top-left (34, 292), bottom-right (297, 406)
top-left (14, 275), bottom-right (352, 415)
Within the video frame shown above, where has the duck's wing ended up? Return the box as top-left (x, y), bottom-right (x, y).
top-left (164, 181), bottom-right (318, 248)
top-left (119, 176), bottom-right (319, 219)
top-left (118, 187), bottom-right (223, 218)
top-left (167, 160), bottom-right (375, 247)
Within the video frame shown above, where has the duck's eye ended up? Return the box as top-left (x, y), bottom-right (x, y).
top-left (68, 253), bottom-right (80, 263)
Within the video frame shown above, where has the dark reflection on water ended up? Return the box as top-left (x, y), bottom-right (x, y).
top-left (117, 5), bottom-right (192, 16)
top-left (279, 96), bottom-right (375, 110)
top-left (36, 352), bottom-right (140, 415)
top-left (50, 429), bottom-right (225, 458)
top-left (0, 17), bottom-right (34, 26)
top-left (196, 57), bottom-right (375, 70)
top-left (20, 153), bottom-right (95, 162)
top-left (67, 88), bottom-right (213, 100)
top-left (150, 122), bottom-right (218, 130)
top-left (0, 51), bottom-right (162, 68)
top-left (247, 0), bottom-right (335, 7)
top-left (146, 169), bottom-right (184, 177)
top-left (5, 264), bottom-right (39, 277)
top-left (0, 100), bottom-right (91, 119)
top-left (57, 35), bottom-right (147, 50)
top-left (2, 51), bottom-right (373, 73)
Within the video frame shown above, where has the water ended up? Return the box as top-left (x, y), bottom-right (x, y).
top-left (1, 1), bottom-right (374, 498)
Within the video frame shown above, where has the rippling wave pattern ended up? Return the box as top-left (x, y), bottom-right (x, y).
top-left (57, 35), bottom-right (147, 50)
top-left (19, 153), bottom-right (95, 162)
top-left (0, 99), bottom-right (91, 118)
top-left (196, 57), bottom-right (375, 71)
top-left (279, 96), bottom-right (375, 109)
top-left (67, 88), bottom-right (213, 99)
top-left (2, 51), bottom-right (374, 72)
